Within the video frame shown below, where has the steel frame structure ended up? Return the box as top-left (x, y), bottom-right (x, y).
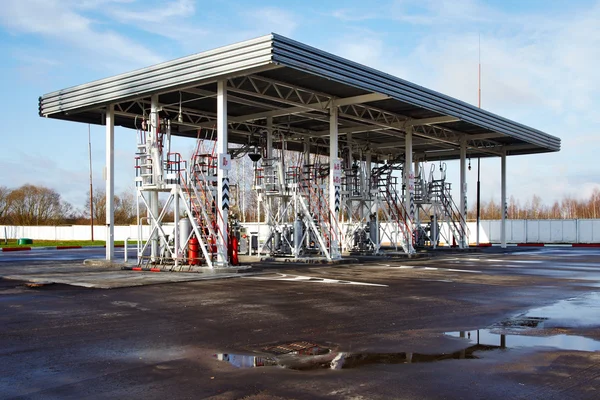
top-left (38, 34), bottom-right (560, 261)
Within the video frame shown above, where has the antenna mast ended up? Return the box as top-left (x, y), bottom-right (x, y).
top-left (478, 34), bottom-right (481, 108)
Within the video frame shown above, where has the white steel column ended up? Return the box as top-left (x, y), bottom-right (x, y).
top-left (501, 151), bottom-right (507, 248)
top-left (217, 80), bottom-right (229, 265)
top-left (266, 117), bottom-right (273, 159)
top-left (105, 105), bottom-right (115, 260)
top-left (304, 136), bottom-right (310, 165)
top-left (460, 137), bottom-right (467, 248)
top-left (150, 95), bottom-right (160, 261)
top-left (329, 107), bottom-right (340, 259)
top-left (264, 116), bottom-right (273, 227)
top-left (365, 151), bottom-right (372, 197)
top-left (404, 126), bottom-right (415, 254)
top-left (173, 188), bottom-right (179, 267)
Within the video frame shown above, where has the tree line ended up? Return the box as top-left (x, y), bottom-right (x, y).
top-left (1, 183), bottom-right (599, 225)
top-left (0, 184), bottom-right (137, 226)
top-left (467, 190), bottom-right (600, 220)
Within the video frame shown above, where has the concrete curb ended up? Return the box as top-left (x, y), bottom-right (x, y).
top-left (1, 244), bottom-right (125, 252)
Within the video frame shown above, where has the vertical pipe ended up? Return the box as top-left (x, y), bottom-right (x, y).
top-left (413, 158), bottom-right (419, 227)
top-left (460, 137), bottom-right (467, 248)
top-left (173, 188), bottom-right (179, 267)
top-left (217, 80), bottom-right (229, 265)
top-left (501, 152), bottom-right (507, 248)
top-left (265, 116), bottom-right (273, 226)
top-left (329, 107), bottom-right (340, 259)
top-left (365, 151), bottom-right (372, 192)
top-left (105, 105), bottom-right (115, 261)
top-left (124, 237), bottom-right (128, 263)
top-left (366, 151), bottom-right (372, 212)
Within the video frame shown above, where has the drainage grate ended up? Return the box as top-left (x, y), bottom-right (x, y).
top-left (263, 341), bottom-right (330, 355)
top-left (493, 315), bottom-right (548, 330)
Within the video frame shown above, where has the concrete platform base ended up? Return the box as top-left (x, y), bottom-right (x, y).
top-left (258, 257), bottom-right (359, 265)
top-left (83, 259), bottom-right (129, 268)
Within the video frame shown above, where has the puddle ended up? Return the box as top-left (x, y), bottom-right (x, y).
top-left (216, 330), bottom-right (600, 371)
top-left (522, 292), bottom-right (600, 328)
top-left (215, 293), bottom-right (600, 372)
top-left (445, 329), bottom-right (600, 352)
top-left (215, 344), bottom-right (499, 370)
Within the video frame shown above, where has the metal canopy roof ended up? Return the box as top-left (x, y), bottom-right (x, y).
top-left (39, 33), bottom-right (560, 162)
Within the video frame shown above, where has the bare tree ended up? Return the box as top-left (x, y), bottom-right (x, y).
top-left (115, 191), bottom-right (137, 224)
top-left (0, 186), bottom-right (11, 223)
top-left (84, 188), bottom-right (107, 223)
top-left (7, 184), bottom-right (71, 225)
top-left (85, 189), bottom-right (139, 225)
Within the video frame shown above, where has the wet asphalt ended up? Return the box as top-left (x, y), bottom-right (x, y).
top-left (1, 247), bottom-right (600, 399)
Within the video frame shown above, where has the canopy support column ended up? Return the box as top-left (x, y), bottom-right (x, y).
top-left (105, 104), bottom-right (115, 261)
top-left (329, 107), bottom-right (341, 259)
top-left (404, 126), bottom-right (415, 254)
top-left (217, 80), bottom-right (229, 266)
top-left (150, 95), bottom-right (160, 261)
top-left (501, 151), bottom-right (507, 248)
top-left (460, 137), bottom-right (467, 248)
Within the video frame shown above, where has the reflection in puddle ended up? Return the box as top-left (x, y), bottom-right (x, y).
top-left (216, 324), bottom-right (600, 371)
top-left (445, 329), bottom-right (600, 352)
top-left (215, 342), bottom-right (499, 371)
top-left (215, 293), bottom-right (600, 372)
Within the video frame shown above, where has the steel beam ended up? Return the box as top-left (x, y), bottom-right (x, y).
top-left (407, 116), bottom-right (460, 126)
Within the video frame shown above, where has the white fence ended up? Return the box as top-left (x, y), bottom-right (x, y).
top-left (474, 219), bottom-right (600, 244)
top-left (1, 225), bottom-right (153, 242)
top-left (2, 219), bottom-right (600, 244)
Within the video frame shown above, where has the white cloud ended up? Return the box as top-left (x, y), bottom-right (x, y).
top-left (0, 0), bottom-right (162, 69)
top-left (323, 1), bottom-right (600, 204)
top-left (107, 0), bottom-right (194, 23)
top-left (103, 0), bottom-right (208, 44)
top-left (246, 7), bottom-right (299, 37)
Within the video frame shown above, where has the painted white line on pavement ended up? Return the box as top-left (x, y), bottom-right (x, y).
top-left (242, 273), bottom-right (388, 287)
top-left (446, 268), bottom-right (483, 274)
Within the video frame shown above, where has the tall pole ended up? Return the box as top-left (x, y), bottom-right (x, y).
top-left (478, 34), bottom-right (481, 109)
top-left (88, 124), bottom-right (94, 242)
top-left (476, 33), bottom-right (482, 246)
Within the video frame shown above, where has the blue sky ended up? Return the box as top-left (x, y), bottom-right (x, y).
top-left (1, 0), bottom-right (599, 211)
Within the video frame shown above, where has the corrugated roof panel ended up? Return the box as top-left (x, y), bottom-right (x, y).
top-left (38, 32), bottom-right (560, 155)
top-left (39, 35), bottom-right (276, 116)
top-left (271, 34), bottom-right (559, 151)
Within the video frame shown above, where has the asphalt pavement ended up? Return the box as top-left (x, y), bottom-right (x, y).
top-left (1, 247), bottom-right (600, 399)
